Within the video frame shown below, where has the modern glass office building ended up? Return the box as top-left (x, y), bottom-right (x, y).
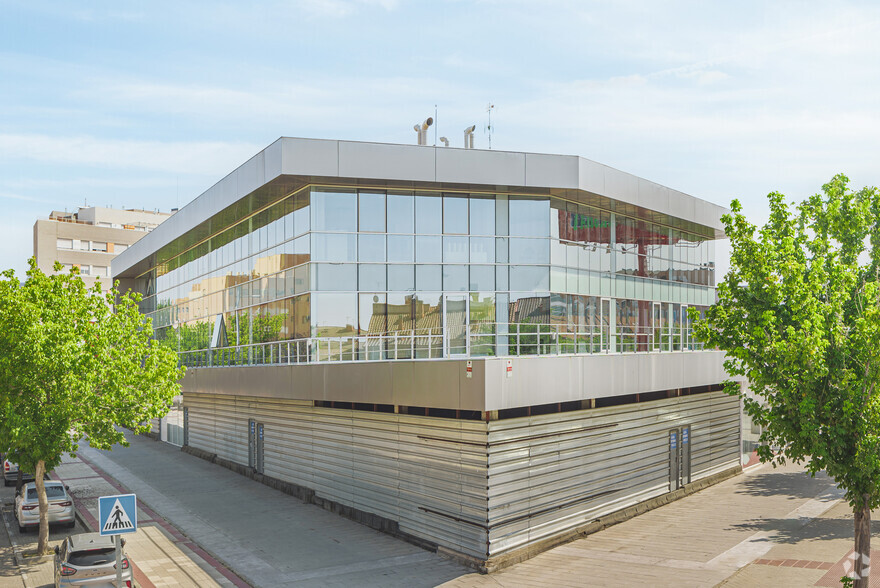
top-left (115, 138), bottom-right (740, 570)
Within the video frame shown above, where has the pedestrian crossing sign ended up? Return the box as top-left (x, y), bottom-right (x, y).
top-left (98, 494), bottom-right (138, 536)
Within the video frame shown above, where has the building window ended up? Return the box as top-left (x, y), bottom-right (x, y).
top-left (56, 238), bottom-right (73, 249)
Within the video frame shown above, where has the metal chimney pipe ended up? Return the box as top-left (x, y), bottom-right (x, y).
top-left (463, 125), bottom-right (476, 149)
top-left (414, 117), bottom-right (434, 145)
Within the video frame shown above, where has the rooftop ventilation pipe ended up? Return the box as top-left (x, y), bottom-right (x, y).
top-left (413, 117), bottom-right (434, 145)
top-left (439, 136), bottom-right (449, 147)
top-left (463, 125), bottom-right (476, 149)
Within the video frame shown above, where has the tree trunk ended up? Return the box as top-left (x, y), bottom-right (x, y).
top-left (34, 460), bottom-right (49, 555)
top-left (853, 494), bottom-right (871, 588)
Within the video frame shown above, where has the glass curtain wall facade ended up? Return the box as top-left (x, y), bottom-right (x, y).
top-left (140, 185), bottom-right (716, 364)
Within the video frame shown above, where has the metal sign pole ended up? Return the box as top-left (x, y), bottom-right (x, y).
top-left (115, 534), bottom-right (122, 588)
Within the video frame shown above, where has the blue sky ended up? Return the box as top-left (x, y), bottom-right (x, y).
top-left (2, 0), bottom-right (880, 277)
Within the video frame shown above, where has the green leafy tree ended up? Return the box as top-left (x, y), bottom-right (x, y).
top-left (693, 175), bottom-right (880, 587)
top-left (0, 259), bottom-right (183, 554)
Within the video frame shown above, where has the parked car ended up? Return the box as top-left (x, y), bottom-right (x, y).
top-left (15, 481), bottom-right (76, 532)
top-left (54, 532), bottom-right (133, 588)
top-left (3, 458), bottom-right (36, 486)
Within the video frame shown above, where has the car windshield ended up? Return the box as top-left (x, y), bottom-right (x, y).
top-left (25, 486), bottom-right (65, 500)
top-left (68, 548), bottom-right (116, 566)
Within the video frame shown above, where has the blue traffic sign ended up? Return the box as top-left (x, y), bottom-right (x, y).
top-left (98, 494), bottom-right (137, 536)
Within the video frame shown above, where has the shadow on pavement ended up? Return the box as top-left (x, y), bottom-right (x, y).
top-left (727, 514), bottom-right (880, 544)
top-left (736, 469), bottom-right (833, 499)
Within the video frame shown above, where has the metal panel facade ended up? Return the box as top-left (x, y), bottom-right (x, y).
top-left (485, 391), bottom-right (739, 556)
top-left (183, 390), bottom-right (739, 560)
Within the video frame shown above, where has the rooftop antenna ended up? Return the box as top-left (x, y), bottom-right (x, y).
top-left (486, 103), bottom-right (495, 149)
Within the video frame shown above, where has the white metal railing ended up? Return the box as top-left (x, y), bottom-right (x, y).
top-left (177, 322), bottom-right (703, 368)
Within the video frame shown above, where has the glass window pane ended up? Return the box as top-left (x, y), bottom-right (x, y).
top-left (388, 265), bottom-right (414, 291)
top-left (359, 264), bottom-right (386, 291)
top-left (470, 237), bottom-right (495, 263)
top-left (311, 188), bottom-right (356, 232)
top-left (387, 293), bottom-right (414, 333)
top-left (509, 238), bottom-right (549, 264)
top-left (443, 236), bottom-right (469, 263)
top-left (509, 293), bottom-right (550, 324)
top-left (312, 293), bottom-right (356, 336)
top-left (358, 234), bottom-right (386, 262)
top-left (496, 265), bottom-right (509, 290)
top-left (387, 235), bottom-right (414, 262)
top-left (496, 237), bottom-right (509, 263)
top-left (416, 235), bottom-right (442, 262)
top-left (312, 233), bottom-right (356, 262)
top-left (510, 266), bottom-right (550, 291)
top-left (314, 263), bottom-right (356, 290)
top-left (359, 293), bottom-right (386, 335)
top-left (470, 265), bottom-right (494, 291)
top-left (416, 265), bottom-right (442, 290)
top-left (415, 194), bottom-right (442, 234)
top-left (294, 264), bottom-right (309, 294)
top-left (294, 293), bottom-right (310, 338)
top-left (295, 190), bottom-right (310, 236)
top-left (387, 192), bottom-right (414, 233)
top-left (469, 196), bottom-right (495, 235)
top-left (443, 265), bottom-right (468, 291)
top-left (509, 197), bottom-right (550, 237)
top-left (359, 191), bottom-right (385, 232)
top-left (443, 194), bottom-right (468, 234)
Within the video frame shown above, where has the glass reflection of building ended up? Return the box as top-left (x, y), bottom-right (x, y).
top-left (140, 185), bottom-right (716, 363)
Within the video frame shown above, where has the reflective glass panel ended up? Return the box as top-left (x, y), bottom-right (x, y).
top-left (416, 236), bottom-right (442, 263)
top-left (470, 237), bottom-right (495, 263)
top-left (358, 234), bottom-right (386, 262)
top-left (312, 293), bottom-right (356, 336)
top-left (415, 194), bottom-right (442, 234)
top-left (312, 233), bottom-right (356, 262)
top-left (311, 189), bottom-right (356, 231)
top-left (314, 263), bottom-right (357, 290)
top-left (387, 235), bottom-right (414, 262)
top-left (358, 192), bottom-right (385, 232)
top-left (359, 293), bottom-right (387, 335)
top-left (510, 266), bottom-right (550, 291)
top-left (469, 196), bottom-right (495, 235)
top-left (387, 294), bottom-right (414, 332)
top-left (443, 236), bottom-right (469, 263)
top-left (387, 192), bottom-right (414, 233)
top-left (359, 264), bottom-right (386, 291)
top-left (387, 265), bottom-right (415, 291)
top-left (509, 238), bottom-right (549, 264)
top-left (470, 265), bottom-right (494, 291)
top-left (416, 265), bottom-right (442, 290)
top-left (509, 197), bottom-right (550, 237)
top-left (443, 265), bottom-right (468, 291)
top-left (443, 194), bottom-right (468, 234)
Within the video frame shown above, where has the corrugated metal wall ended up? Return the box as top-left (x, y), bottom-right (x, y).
top-left (486, 391), bottom-right (740, 556)
top-left (183, 390), bottom-right (739, 561)
top-left (184, 393), bottom-right (490, 559)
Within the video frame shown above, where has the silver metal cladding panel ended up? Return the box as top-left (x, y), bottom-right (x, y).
top-left (485, 392), bottom-right (740, 556)
top-left (577, 158), bottom-right (606, 196)
top-left (435, 147), bottom-right (526, 187)
top-left (184, 393), bottom-right (490, 558)
top-left (182, 360), bottom-right (488, 411)
top-left (524, 153), bottom-right (579, 188)
top-left (338, 141), bottom-right (436, 182)
top-left (280, 137), bottom-right (339, 177)
top-left (484, 350), bottom-right (731, 411)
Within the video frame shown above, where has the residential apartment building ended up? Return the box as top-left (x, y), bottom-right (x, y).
top-left (113, 138), bottom-right (741, 570)
top-left (34, 206), bottom-right (171, 291)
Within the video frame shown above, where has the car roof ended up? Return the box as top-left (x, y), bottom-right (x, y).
top-left (68, 533), bottom-right (115, 550)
